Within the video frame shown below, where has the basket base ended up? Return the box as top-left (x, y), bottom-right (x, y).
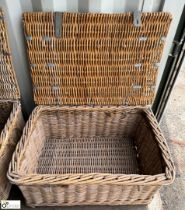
top-left (36, 136), bottom-right (140, 175)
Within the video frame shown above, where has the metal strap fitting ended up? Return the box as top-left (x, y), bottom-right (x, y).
top-left (47, 63), bottom-right (55, 68)
top-left (55, 12), bottom-right (62, 38)
top-left (133, 85), bottom-right (142, 89)
top-left (55, 98), bottom-right (61, 105)
top-left (88, 99), bottom-right (95, 107)
top-left (43, 36), bottom-right (51, 41)
top-left (154, 63), bottom-right (160, 68)
top-left (30, 64), bottom-right (36, 68)
top-left (124, 99), bottom-right (129, 106)
top-left (33, 86), bottom-right (38, 91)
top-left (133, 10), bottom-right (141, 27)
top-left (150, 85), bottom-right (156, 90)
top-left (139, 36), bottom-right (147, 41)
top-left (160, 36), bottom-right (166, 42)
top-left (52, 86), bottom-right (59, 91)
top-left (25, 35), bottom-right (32, 41)
top-left (134, 63), bottom-right (142, 68)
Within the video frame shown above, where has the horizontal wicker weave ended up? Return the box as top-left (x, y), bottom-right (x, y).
top-left (23, 12), bottom-right (172, 106)
top-left (8, 106), bottom-right (175, 206)
top-left (0, 9), bottom-right (20, 100)
top-left (0, 8), bottom-right (24, 199)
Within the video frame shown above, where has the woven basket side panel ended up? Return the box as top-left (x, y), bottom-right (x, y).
top-left (0, 9), bottom-right (20, 99)
top-left (18, 116), bottom-right (46, 175)
top-left (19, 184), bottom-right (159, 206)
top-left (135, 116), bottom-right (165, 175)
top-left (0, 102), bottom-right (24, 199)
top-left (23, 12), bottom-right (172, 106)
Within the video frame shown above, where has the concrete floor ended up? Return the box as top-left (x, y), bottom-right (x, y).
top-left (160, 60), bottom-right (185, 210)
top-left (8, 61), bottom-right (185, 210)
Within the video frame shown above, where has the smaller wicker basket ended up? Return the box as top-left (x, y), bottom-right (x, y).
top-left (0, 8), bottom-right (24, 199)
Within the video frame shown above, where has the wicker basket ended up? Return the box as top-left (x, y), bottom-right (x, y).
top-left (0, 9), bottom-right (24, 199)
top-left (8, 106), bottom-right (174, 206)
top-left (8, 12), bottom-right (174, 206)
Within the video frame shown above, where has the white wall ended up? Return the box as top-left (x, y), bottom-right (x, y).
top-left (0, 0), bottom-right (184, 115)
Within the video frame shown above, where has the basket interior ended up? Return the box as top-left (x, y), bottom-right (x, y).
top-left (19, 107), bottom-right (166, 176)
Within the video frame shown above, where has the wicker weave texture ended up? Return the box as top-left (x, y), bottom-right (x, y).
top-left (0, 9), bottom-right (20, 100)
top-left (0, 101), bottom-right (24, 199)
top-left (36, 137), bottom-right (139, 174)
top-left (8, 106), bottom-right (175, 206)
top-left (19, 185), bottom-right (159, 207)
top-left (23, 12), bottom-right (172, 106)
top-left (0, 8), bottom-right (24, 199)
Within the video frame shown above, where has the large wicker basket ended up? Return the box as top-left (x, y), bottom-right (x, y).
top-left (8, 12), bottom-right (174, 206)
top-left (0, 9), bottom-right (24, 199)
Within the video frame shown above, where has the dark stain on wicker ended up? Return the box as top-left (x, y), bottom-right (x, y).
top-left (0, 102), bottom-right (13, 133)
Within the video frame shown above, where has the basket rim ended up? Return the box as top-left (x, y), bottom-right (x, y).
top-left (8, 105), bottom-right (175, 186)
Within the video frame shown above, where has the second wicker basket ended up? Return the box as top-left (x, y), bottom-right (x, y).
top-left (0, 8), bottom-right (24, 200)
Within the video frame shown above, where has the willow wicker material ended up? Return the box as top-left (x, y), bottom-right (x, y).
top-left (23, 12), bottom-right (172, 106)
top-left (0, 8), bottom-right (24, 199)
top-left (8, 106), bottom-right (175, 206)
top-left (0, 9), bottom-right (20, 100)
top-left (0, 101), bottom-right (24, 199)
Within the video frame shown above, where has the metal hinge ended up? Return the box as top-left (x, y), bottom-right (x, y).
top-left (55, 12), bottom-right (63, 38)
top-left (133, 10), bottom-right (141, 27)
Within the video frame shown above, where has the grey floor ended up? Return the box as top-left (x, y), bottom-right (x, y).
top-left (160, 61), bottom-right (185, 210)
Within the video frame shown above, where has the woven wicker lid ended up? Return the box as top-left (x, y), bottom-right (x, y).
top-left (23, 12), bottom-right (172, 106)
top-left (0, 8), bottom-right (20, 100)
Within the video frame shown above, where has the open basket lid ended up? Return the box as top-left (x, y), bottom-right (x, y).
top-left (23, 12), bottom-right (172, 106)
top-left (0, 8), bottom-right (20, 100)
